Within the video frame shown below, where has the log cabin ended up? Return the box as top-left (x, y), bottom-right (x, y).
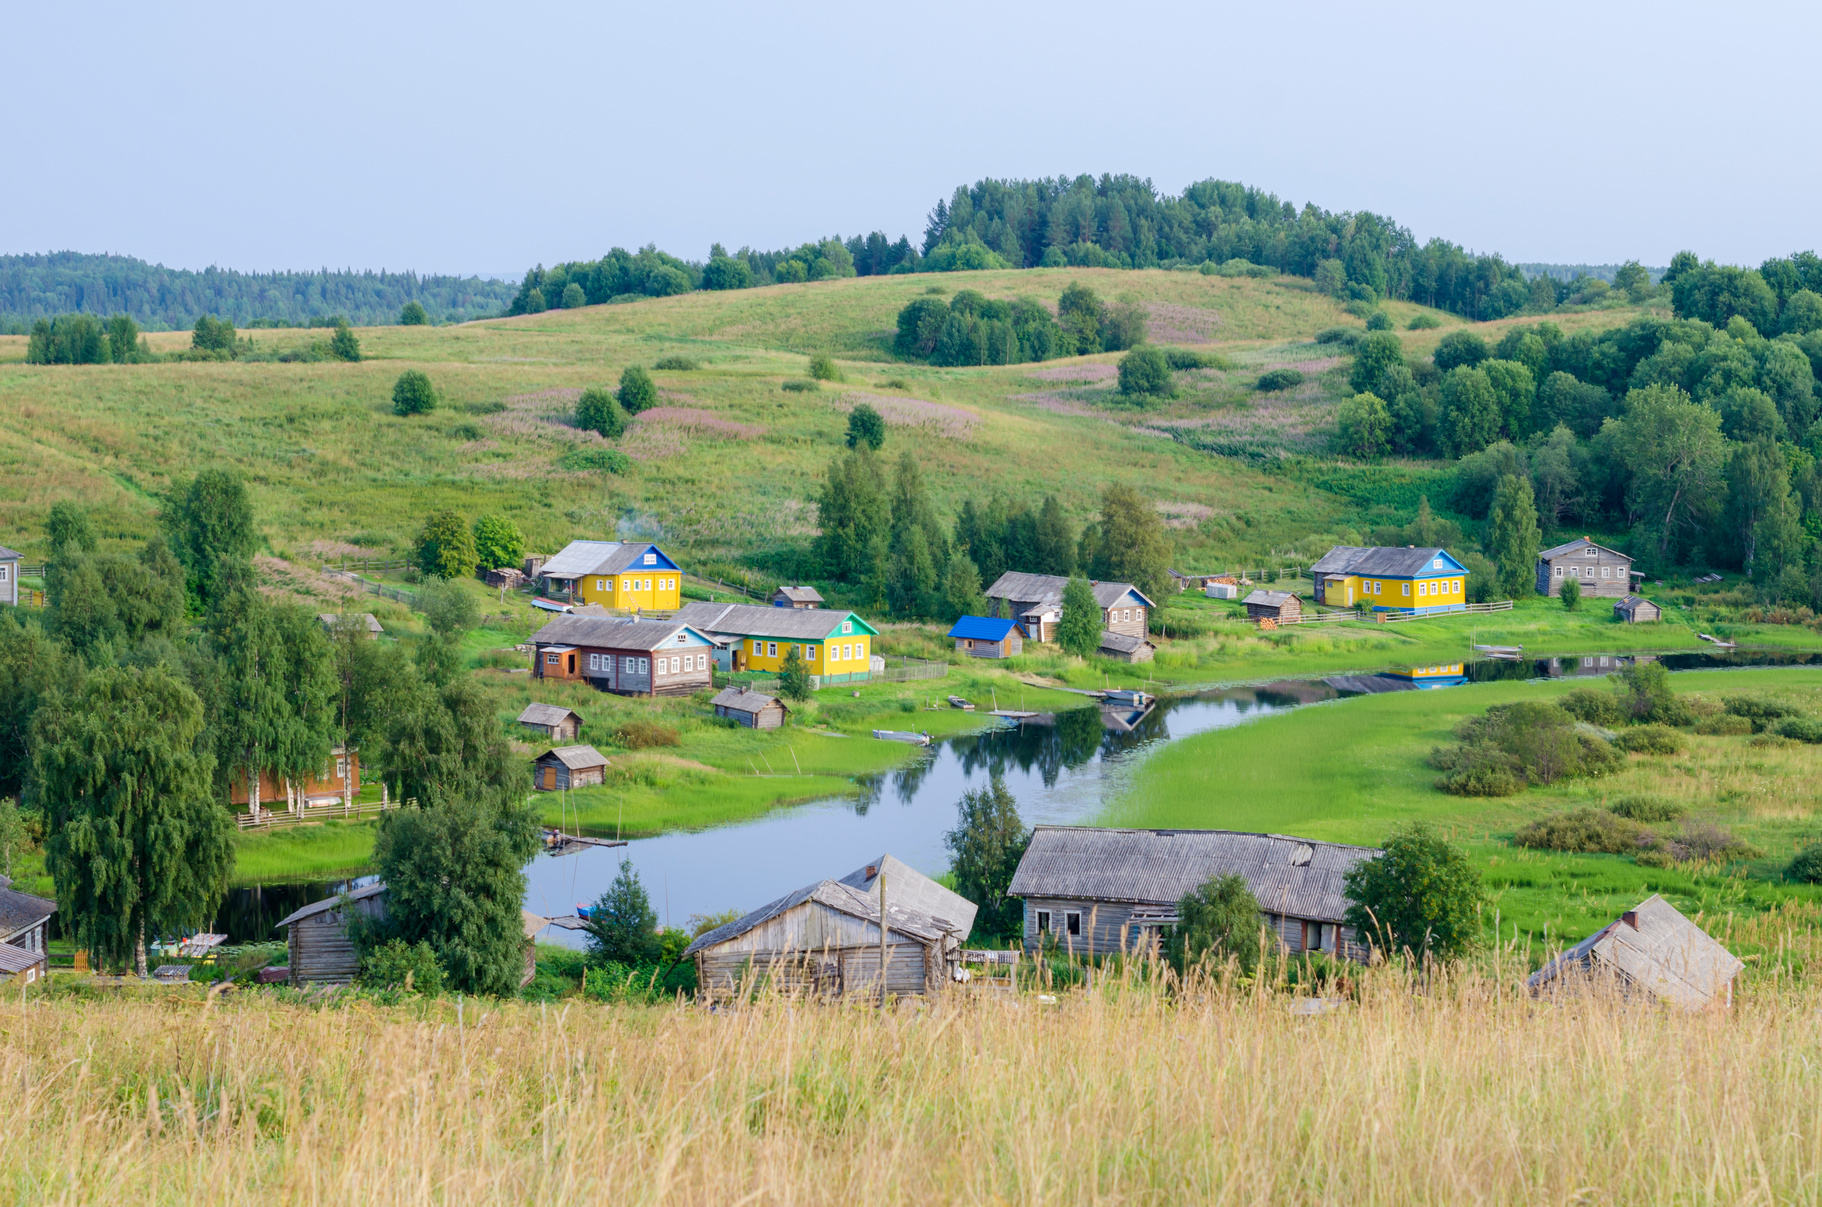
top-left (276, 882), bottom-right (542, 988)
top-left (1241, 589), bottom-right (1301, 622)
top-left (984, 572), bottom-right (1154, 644)
top-left (947, 615), bottom-right (1023, 659)
top-left (517, 702), bottom-right (584, 742)
top-left (532, 745), bottom-right (609, 791)
top-left (1613, 595), bottom-right (1662, 623)
top-left (711, 687), bottom-right (790, 729)
top-left (1537, 537), bottom-right (1633, 598)
top-left (1527, 895), bottom-right (1743, 1009)
top-left (530, 615), bottom-right (718, 697)
top-left (769, 585), bottom-right (824, 608)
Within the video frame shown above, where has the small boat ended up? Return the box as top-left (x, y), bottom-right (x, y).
top-left (872, 729), bottom-right (932, 746)
top-left (947, 695), bottom-right (975, 711)
top-left (1472, 644), bottom-right (1523, 659)
top-left (1698, 633), bottom-right (1738, 649)
top-left (1100, 688), bottom-right (1152, 707)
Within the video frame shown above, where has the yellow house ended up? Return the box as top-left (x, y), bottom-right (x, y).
top-left (1309, 546), bottom-right (1470, 614)
top-left (673, 601), bottom-right (881, 683)
top-left (536, 540), bottom-right (682, 610)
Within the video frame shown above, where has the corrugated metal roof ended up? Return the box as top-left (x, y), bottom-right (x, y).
top-left (985, 572), bottom-right (1155, 610)
top-left (711, 687), bottom-right (786, 714)
top-left (1539, 537), bottom-right (1630, 561)
top-left (318, 613), bottom-right (383, 632)
top-left (539, 540), bottom-right (674, 579)
top-left (1243, 589), bottom-right (1298, 608)
top-left (1527, 894), bottom-right (1743, 1010)
top-left (530, 615), bottom-right (713, 650)
top-left (1007, 826), bottom-right (1379, 923)
top-left (673, 601), bottom-right (876, 641)
top-left (1308, 546), bottom-right (1462, 577)
top-left (1098, 631), bottom-right (1154, 654)
top-left (0, 547), bottom-right (20, 560)
top-left (537, 745), bottom-right (609, 771)
top-left (0, 884), bottom-right (56, 939)
top-left (0, 944), bottom-right (43, 975)
top-left (682, 879), bottom-right (955, 957)
top-left (518, 703), bottom-right (582, 727)
top-left (837, 854), bottom-right (977, 939)
top-left (948, 615), bottom-right (1019, 641)
top-left (773, 586), bottom-right (824, 603)
top-left (275, 881), bottom-right (387, 930)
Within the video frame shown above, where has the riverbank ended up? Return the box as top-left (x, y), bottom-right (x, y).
top-left (1107, 666), bottom-right (1822, 943)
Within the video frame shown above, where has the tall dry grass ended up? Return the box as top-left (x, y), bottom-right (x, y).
top-left (3, 905), bottom-right (1821, 1204)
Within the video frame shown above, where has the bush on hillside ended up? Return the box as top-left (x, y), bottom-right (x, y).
top-left (575, 387), bottom-right (629, 439)
top-left (1695, 713), bottom-right (1754, 735)
top-left (1559, 576), bottom-right (1581, 610)
top-left (1513, 808), bottom-right (1647, 854)
top-left (329, 320), bottom-right (361, 362)
top-left (1165, 349), bottom-right (1230, 370)
top-left (1772, 715), bottom-right (1822, 744)
top-left (1558, 687), bottom-right (1625, 727)
top-left (559, 447), bottom-right (632, 474)
top-left (1256, 368), bottom-right (1304, 392)
top-left (808, 354), bottom-right (841, 381)
top-left (413, 511), bottom-right (476, 580)
top-left (1117, 346), bottom-right (1173, 398)
top-left (399, 301), bottom-right (429, 326)
top-left (1432, 330), bottom-right (1489, 371)
top-left (1607, 795), bottom-right (1685, 822)
top-left (560, 283), bottom-right (586, 309)
top-left (653, 355), bottom-right (698, 370)
top-left (1342, 823), bottom-right (1483, 961)
top-left (1723, 694), bottom-right (1793, 731)
top-left (393, 370), bottom-right (439, 416)
top-left (358, 938), bottom-right (444, 995)
top-left (1788, 846), bottom-right (1822, 883)
top-left (617, 366), bottom-right (658, 414)
top-left (471, 514), bottom-right (525, 571)
top-left (1407, 313), bottom-right (1443, 330)
top-left (1365, 311), bottom-right (1392, 331)
top-left (846, 404), bottom-right (886, 450)
top-left (1613, 724), bottom-right (1684, 755)
top-left (613, 721), bottom-right (680, 749)
top-left (781, 379), bottom-right (819, 392)
top-left (1314, 327), bottom-right (1361, 348)
top-left (1613, 663), bottom-right (1690, 726)
top-left (1433, 700), bottom-right (1619, 795)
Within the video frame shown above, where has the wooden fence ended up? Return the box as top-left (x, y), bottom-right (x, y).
top-left (875, 657), bottom-right (948, 683)
top-left (1268, 599), bottom-right (1514, 628)
top-left (323, 566), bottom-right (417, 606)
top-left (685, 573), bottom-right (764, 600)
top-left (236, 796), bottom-right (406, 831)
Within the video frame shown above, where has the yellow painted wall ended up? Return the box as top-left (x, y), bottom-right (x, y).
top-left (740, 635), bottom-right (870, 673)
top-left (1358, 576), bottom-right (1465, 604)
top-left (575, 572), bottom-right (682, 611)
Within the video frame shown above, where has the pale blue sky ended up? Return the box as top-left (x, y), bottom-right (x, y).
top-left (9, 0), bottom-right (1815, 277)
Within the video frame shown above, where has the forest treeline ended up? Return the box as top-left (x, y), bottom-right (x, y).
top-left (0, 252), bottom-right (517, 331)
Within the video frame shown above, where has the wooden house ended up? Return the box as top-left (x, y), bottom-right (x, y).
top-left (537, 540), bottom-right (682, 611)
top-left (682, 878), bottom-right (965, 1004)
top-left (530, 615), bottom-right (717, 697)
top-left (230, 746), bottom-right (360, 811)
top-left (1097, 631), bottom-right (1155, 663)
top-left (1007, 826), bottom-right (1380, 961)
top-left (712, 687), bottom-right (790, 729)
top-left (674, 601), bottom-right (879, 683)
top-left (0, 546), bottom-right (19, 607)
top-left (1527, 895), bottom-right (1744, 1009)
top-left (984, 572), bottom-right (1154, 644)
top-left (1538, 537), bottom-right (1633, 598)
top-left (533, 745), bottom-right (609, 791)
top-left (318, 612), bottom-right (383, 639)
top-left (948, 615), bottom-right (1023, 659)
top-left (0, 878), bottom-right (55, 984)
top-left (1242, 588), bottom-right (1302, 622)
top-left (517, 702), bottom-right (583, 742)
top-left (276, 882), bottom-right (542, 988)
top-left (837, 854), bottom-right (977, 940)
top-left (1309, 546), bottom-right (1469, 613)
top-left (1613, 595), bottom-right (1661, 623)
top-left (770, 585), bottom-right (824, 609)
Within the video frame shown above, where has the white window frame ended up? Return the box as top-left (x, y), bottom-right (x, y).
top-left (1402, 583), bottom-right (1410, 597)
top-left (638, 658), bottom-right (648, 673)
top-left (1555, 566), bottom-right (1563, 577)
top-left (546, 653), bottom-right (559, 665)
top-left (643, 552), bottom-right (656, 565)
top-left (841, 621), bottom-right (853, 635)
top-left (767, 642), bottom-right (778, 658)
top-left (809, 645), bottom-right (819, 660)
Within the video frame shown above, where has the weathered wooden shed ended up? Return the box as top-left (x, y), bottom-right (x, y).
top-left (770, 585), bottom-right (824, 609)
top-left (1007, 826), bottom-right (1380, 961)
top-left (318, 612), bottom-right (383, 638)
top-left (518, 702), bottom-right (584, 742)
top-left (712, 687), bottom-right (790, 729)
top-left (1537, 537), bottom-right (1633, 598)
top-left (274, 882), bottom-right (388, 986)
top-left (837, 853), bottom-right (977, 941)
top-left (1242, 589), bottom-right (1302, 622)
top-left (1097, 630), bottom-right (1155, 663)
top-left (533, 745), bottom-right (608, 791)
top-left (948, 615), bottom-right (1023, 659)
top-left (683, 878), bottom-right (963, 1004)
top-left (1527, 894), bottom-right (1743, 1009)
top-left (1613, 595), bottom-right (1661, 623)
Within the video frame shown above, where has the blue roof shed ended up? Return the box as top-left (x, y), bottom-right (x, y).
top-left (948, 615), bottom-right (1020, 642)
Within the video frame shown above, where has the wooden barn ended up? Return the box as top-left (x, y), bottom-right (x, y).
top-left (1527, 895), bottom-right (1743, 1009)
top-left (947, 615), bottom-right (1023, 659)
top-left (1097, 631), bottom-right (1155, 663)
top-left (277, 883), bottom-right (542, 988)
top-left (770, 585), bottom-right (824, 609)
top-left (837, 853), bottom-right (978, 941)
top-left (683, 877), bottom-right (966, 1004)
top-left (518, 702), bottom-right (584, 742)
top-left (984, 572), bottom-right (1154, 645)
top-left (532, 745), bottom-right (609, 791)
top-left (712, 687), bottom-right (790, 729)
top-left (1007, 826), bottom-right (1380, 961)
top-left (0, 877), bottom-right (56, 984)
top-left (1538, 537), bottom-right (1633, 598)
top-left (1614, 595), bottom-right (1661, 623)
top-left (1242, 588), bottom-right (1302, 622)
top-left (318, 612), bottom-right (383, 639)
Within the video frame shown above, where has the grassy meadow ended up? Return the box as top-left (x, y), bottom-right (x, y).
top-left (1111, 667), bottom-right (1822, 944)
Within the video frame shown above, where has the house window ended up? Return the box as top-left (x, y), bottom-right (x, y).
top-left (1602, 567), bottom-right (1611, 578)
top-left (587, 653), bottom-right (598, 671)
top-left (1555, 566), bottom-right (1563, 577)
top-left (0, 566), bottom-right (9, 582)
top-left (751, 640), bottom-right (761, 655)
top-left (1402, 583), bottom-right (1410, 596)
top-left (546, 653), bottom-right (559, 665)
top-left (643, 553), bottom-right (656, 565)
top-left (841, 621), bottom-right (852, 635)
top-left (625, 657), bottom-right (636, 672)
top-left (767, 642), bottom-right (778, 658)
top-left (595, 579), bottom-right (604, 592)
top-left (1065, 911), bottom-right (1081, 937)
top-left (638, 658), bottom-right (648, 673)
top-left (809, 646), bottom-right (818, 660)
top-left (1036, 910), bottom-right (1051, 933)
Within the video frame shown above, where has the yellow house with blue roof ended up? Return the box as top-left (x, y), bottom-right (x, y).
top-left (537, 540), bottom-right (682, 611)
top-left (1310, 546), bottom-right (1470, 615)
top-left (673, 601), bottom-right (880, 683)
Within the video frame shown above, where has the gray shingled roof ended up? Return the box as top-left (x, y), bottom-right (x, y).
top-left (1527, 894), bottom-right (1743, 1010)
top-left (1007, 827), bottom-right (1379, 923)
top-left (1539, 536), bottom-right (1630, 561)
top-left (674, 601), bottom-right (864, 641)
top-left (536, 744), bottom-right (609, 771)
top-left (1098, 630), bottom-right (1154, 655)
top-left (0, 547), bottom-right (19, 560)
top-left (773, 585), bottom-right (824, 603)
top-left (0, 944), bottom-right (43, 975)
top-left (1308, 546), bottom-right (1455, 577)
top-left (538, 540), bottom-right (667, 580)
top-left (838, 854), bottom-right (977, 939)
top-left (274, 881), bottom-right (387, 930)
top-left (1242, 589), bottom-right (1298, 608)
top-left (319, 612), bottom-right (383, 633)
top-left (984, 571), bottom-right (1155, 611)
top-left (711, 687), bottom-right (786, 714)
top-left (682, 878), bottom-right (955, 958)
top-left (518, 703), bottom-right (582, 727)
top-left (530, 615), bottom-right (711, 651)
top-left (0, 883), bottom-right (56, 940)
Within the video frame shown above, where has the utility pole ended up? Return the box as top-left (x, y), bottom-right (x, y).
top-left (878, 871), bottom-right (888, 1008)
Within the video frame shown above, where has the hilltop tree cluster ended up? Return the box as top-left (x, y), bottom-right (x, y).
top-left (892, 282), bottom-right (1145, 366)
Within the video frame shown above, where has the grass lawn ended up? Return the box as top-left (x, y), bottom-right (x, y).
top-left (1109, 667), bottom-right (1822, 951)
top-left (230, 821), bottom-right (383, 884)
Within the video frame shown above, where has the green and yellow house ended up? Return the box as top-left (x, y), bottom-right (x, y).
top-left (1310, 546), bottom-right (1470, 614)
top-left (673, 601), bottom-right (880, 683)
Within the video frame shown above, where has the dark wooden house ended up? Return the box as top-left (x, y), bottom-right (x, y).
top-left (1528, 895), bottom-right (1743, 1009)
top-left (712, 687), bottom-right (790, 730)
top-left (277, 882), bottom-right (540, 988)
top-left (1538, 537), bottom-right (1633, 598)
top-left (1242, 588), bottom-right (1302, 622)
top-left (533, 745), bottom-right (609, 791)
top-left (1613, 595), bottom-right (1661, 623)
top-left (518, 702), bottom-right (584, 742)
top-left (0, 878), bottom-right (55, 984)
top-left (683, 877), bottom-right (965, 1004)
top-left (1007, 826), bottom-right (1380, 961)
top-left (1097, 631), bottom-right (1155, 663)
top-left (770, 585), bottom-right (824, 609)
top-left (530, 615), bottom-right (718, 697)
top-left (984, 571), bottom-right (1153, 644)
top-left (947, 615), bottom-right (1023, 659)
top-left (230, 746), bottom-right (361, 812)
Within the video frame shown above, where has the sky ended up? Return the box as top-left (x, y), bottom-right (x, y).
top-left (8, 0), bottom-right (1817, 279)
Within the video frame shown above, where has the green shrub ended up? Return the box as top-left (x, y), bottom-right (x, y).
top-left (329, 320), bottom-right (362, 362)
top-left (399, 301), bottom-right (429, 326)
top-left (1788, 846), bottom-right (1822, 883)
top-left (1613, 663), bottom-right (1691, 725)
top-left (653, 355), bottom-right (699, 370)
top-left (414, 510), bottom-right (477, 580)
top-left (1558, 687), bottom-right (1624, 727)
top-left (781, 379), bottom-right (819, 393)
top-left (1722, 695), bottom-right (1791, 730)
top-left (1608, 795), bottom-right (1686, 822)
top-left (1432, 745), bottom-right (1524, 796)
top-left (1513, 808), bottom-right (1646, 854)
top-left (1118, 346), bottom-right (1173, 397)
top-left (1559, 576), bottom-right (1581, 610)
top-left (1666, 821), bottom-right (1761, 863)
top-left (392, 370), bottom-right (439, 416)
top-left (617, 365), bottom-right (658, 414)
top-left (1161, 874), bottom-right (1265, 974)
top-left (614, 720), bottom-right (680, 749)
top-left (1365, 311), bottom-right (1392, 331)
top-left (359, 938), bottom-right (445, 995)
top-left (1314, 327), bottom-right (1361, 348)
top-left (1695, 714), bottom-right (1754, 735)
top-left (1165, 349), bottom-right (1232, 370)
top-left (808, 354), bottom-right (841, 381)
top-left (880, 377), bottom-right (910, 389)
top-left (1407, 313), bottom-right (1443, 330)
top-left (846, 404), bottom-right (886, 450)
top-left (560, 282), bottom-right (586, 309)
top-left (1613, 724), bottom-right (1684, 755)
top-left (1772, 716), bottom-right (1822, 744)
top-left (1342, 823), bottom-right (1483, 961)
top-left (575, 387), bottom-right (629, 439)
top-left (559, 447), bottom-right (632, 473)
top-left (472, 514), bottom-right (525, 571)
top-left (1256, 368), bottom-right (1304, 392)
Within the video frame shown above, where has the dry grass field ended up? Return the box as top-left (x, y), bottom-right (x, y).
top-left (8, 907), bottom-right (1820, 1206)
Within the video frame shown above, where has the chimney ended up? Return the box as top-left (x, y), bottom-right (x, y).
top-left (1621, 909), bottom-right (1639, 929)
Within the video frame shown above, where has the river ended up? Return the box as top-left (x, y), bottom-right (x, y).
top-left (213, 647), bottom-right (1822, 945)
